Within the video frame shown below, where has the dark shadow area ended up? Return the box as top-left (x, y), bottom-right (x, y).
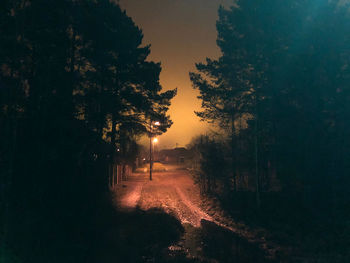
top-left (199, 220), bottom-right (273, 263)
top-left (218, 191), bottom-right (350, 261)
top-left (4, 199), bottom-right (191, 263)
top-left (98, 209), bottom-right (275, 263)
top-left (89, 204), bottom-right (277, 263)
top-left (0, 0), bottom-right (177, 261)
top-left (93, 207), bottom-right (186, 263)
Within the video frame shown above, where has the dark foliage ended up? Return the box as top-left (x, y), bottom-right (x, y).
top-left (0, 1), bottom-right (175, 262)
top-left (190, 0), bottom-right (350, 259)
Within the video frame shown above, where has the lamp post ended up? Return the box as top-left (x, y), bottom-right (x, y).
top-left (149, 121), bottom-right (160, 181)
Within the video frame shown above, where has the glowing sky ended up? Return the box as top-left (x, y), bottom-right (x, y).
top-left (119, 0), bottom-right (236, 148)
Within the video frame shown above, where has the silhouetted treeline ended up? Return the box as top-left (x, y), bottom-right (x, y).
top-left (0, 1), bottom-right (175, 262)
top-left (190, 0), bottom-right (350, 258)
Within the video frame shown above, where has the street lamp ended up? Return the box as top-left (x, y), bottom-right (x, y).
top-left (149, 121), bottom-right (160, 181)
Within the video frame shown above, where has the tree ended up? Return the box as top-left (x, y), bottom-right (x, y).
top-left (0, 1), bottom-right (176, 261)
top-left (191, 0), bottom-right (350, 212)
top-left (78, 0), bottom-right (176, 163)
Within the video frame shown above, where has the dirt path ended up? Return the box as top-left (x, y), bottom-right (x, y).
top-left (118, 168), bottom-right (211, 227)
top-left (174, 185), bottom-right (212, 226)
top-left (120, 183), bottom-right (143, 208)
top-left (114, 165), bottom-right (275, 262)
top-left (118, 169), bottom-right (236, 231)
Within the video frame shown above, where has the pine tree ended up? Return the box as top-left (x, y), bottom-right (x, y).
top-left (0, 1), bottom-right (176, 261)
top-left (191, 0), bottom-right (350, 211)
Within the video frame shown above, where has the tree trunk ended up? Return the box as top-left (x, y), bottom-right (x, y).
top-left (254, 99), bottom-right (261, 210)
top-left (231, 111), bottom-right (237, 192)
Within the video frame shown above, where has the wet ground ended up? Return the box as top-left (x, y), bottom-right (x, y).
top-left (113, 163), bottom-right (274, 263)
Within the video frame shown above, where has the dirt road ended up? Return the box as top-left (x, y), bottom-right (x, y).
top-left (119, 167), bottom-right (211, 227)
top-left (114, 164), bottom-right (273, 263)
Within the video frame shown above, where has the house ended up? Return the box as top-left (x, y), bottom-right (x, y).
top-left (158, 147), bottom-right (192, 164)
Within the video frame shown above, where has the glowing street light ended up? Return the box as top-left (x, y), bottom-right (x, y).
top-left (149, 121), bottom-right (160, 181)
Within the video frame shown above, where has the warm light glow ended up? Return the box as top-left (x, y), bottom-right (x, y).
top-left (120, 0), bottom-right (213, 147)
top-left (154, 121), bottom-right (160, 126)
top-left (153, 137), bottom-right (158, 143)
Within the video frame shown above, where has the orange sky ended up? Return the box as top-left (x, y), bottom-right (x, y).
top-left (119, 0), bottom-right (236, 148)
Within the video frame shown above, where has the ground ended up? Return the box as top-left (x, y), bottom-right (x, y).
top-left (112, 163), bottom-right (280, 263)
